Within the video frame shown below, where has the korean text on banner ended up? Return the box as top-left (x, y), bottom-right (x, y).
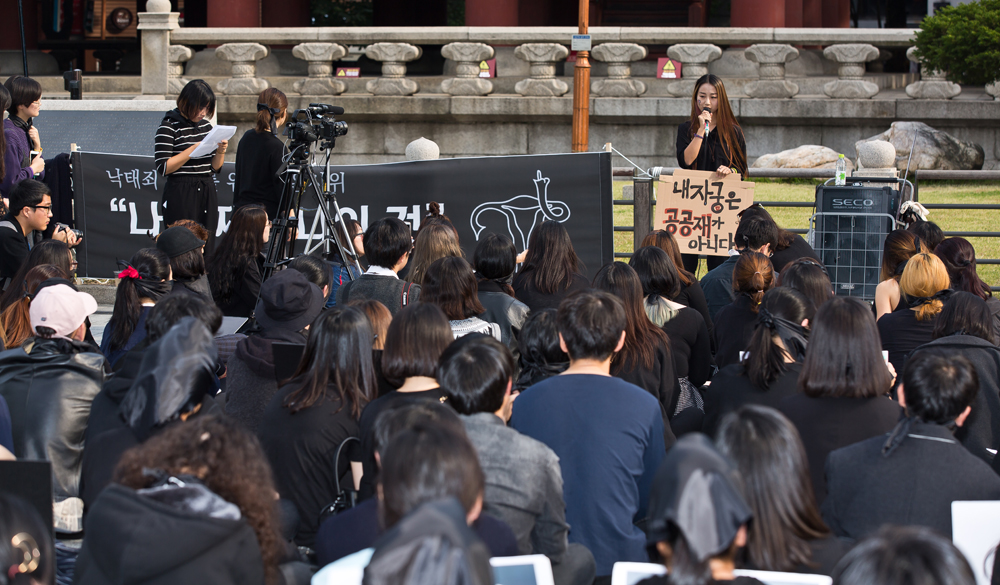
top-left (654, 169), bottom-right (754, 257)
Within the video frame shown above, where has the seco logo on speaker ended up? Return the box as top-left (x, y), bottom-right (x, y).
top-left (831, 198), bottom-right (876, 207)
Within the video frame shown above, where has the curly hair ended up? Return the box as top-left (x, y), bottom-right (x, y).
top-left (113, 415), bottom-right (282, 583)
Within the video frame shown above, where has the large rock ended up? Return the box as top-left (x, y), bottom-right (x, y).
top-left (752, 145), bottom-right (855, 171)
top-left (857, 122), bottom-right (985, 170)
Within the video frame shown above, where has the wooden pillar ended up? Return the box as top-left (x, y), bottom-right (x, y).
top-left (571, 0), bottom-right (590, 153)
top-left (207, 0), bottom-right (260, 27)
top-left (822, 0), bottom-right (849, 27)
top-left (785, 0), bottom-right (803, 27)
top-left (633, 176), bottom-right (652, 253)
top-left (263, 0), bottom-right (310, 27)
top-left (466, 0), bottom-right (518, 25)
top-left (731, 0), bottom-right (785, 26)
top-left (802, 0), bottom-right (823, 27)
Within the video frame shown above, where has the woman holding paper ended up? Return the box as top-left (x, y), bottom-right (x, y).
top-left (675, 74), bottom-right (748, 274)
top-left (154, 79), bottom-right (229, 252)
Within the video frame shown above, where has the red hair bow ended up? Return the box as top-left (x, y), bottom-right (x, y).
top-left (118, 266), bottom-right (141, 279)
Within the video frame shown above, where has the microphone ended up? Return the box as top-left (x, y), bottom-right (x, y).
top-left (703, 106), bottom-right (711, 137)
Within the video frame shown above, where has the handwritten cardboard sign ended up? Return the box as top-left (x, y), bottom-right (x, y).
top-left (654, 169), bottom-right (754, 256)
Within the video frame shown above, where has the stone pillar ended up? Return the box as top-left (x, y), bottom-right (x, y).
top-left (292, 43), bottom-right (348, 95)
top-left (743, 44), bottom-right (799, 98)
top-left (441, 42), bottom-right (495, 96)
top-left (365, 43), bottom-right (423, 96)
top-left (987, 81), bottom-right (1000, 101)
top-left (514, 44), bottom-right (570, 97)
top-left (823, 44), bottom-right (880, 99)
top-left (137, 0), bottom-right (179, 96)
top-left (904, 46), bottom-right (960, 99)
top-left (215, 43), bottom-right (270, 95)
top-left (590, 43), bottom-right (648, 97)
top-left (167, 45), bottom-right (194, 94)
top-left (666, 44), bottom-right (722, 97)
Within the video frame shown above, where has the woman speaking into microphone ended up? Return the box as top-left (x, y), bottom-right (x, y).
top-left (675, 74), bottom-right (748, 274)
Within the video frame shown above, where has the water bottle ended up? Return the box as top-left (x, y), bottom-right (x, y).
top-left (835, 154), bottom-right (847, 186)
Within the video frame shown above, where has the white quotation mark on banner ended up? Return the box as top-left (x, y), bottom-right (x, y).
top-left (470, 170), bottom-right (571, 251)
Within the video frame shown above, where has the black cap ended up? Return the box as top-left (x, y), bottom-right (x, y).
top-left (255, 269), bottom-right (324, 332)
top-left (156, 226), bottom-right (205, 258)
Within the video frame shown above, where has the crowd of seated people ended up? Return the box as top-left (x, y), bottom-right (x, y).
top-left (1, 205), bottom-right (1000, 585)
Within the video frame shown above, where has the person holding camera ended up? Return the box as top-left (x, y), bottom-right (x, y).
top-left (154, 80), bottom-right (227, 253)
top-left (234, 88), bottom-right (288, 220)
top-left (0, 180), bottom-right (78, 289)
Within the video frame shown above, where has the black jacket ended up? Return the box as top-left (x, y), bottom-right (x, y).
top-left (477, 280), bottom-right (530, 354)
top-left (661, 306), bottom-right (713, 387)
top-left (699, 255), bottom-right (740, 323)
top-left (0, 212), bottom-right (31, 286)
top-left (512, 269), bottom-right (590, 313)
top-left (234, 128), bottom-right (285, 220)
top-left (85, 341), bottom-right (150, 444)
top-left (75, 482), bottom-right (266, 585)
top-left (0, 337), bottom-right (105, 501)
top-left (703, 362), bottom-right (803, 438)
top-left (335, 273), bottom-right (420, 317)
top-left (674, 280), bottom-right (714, 337)
top-left (822, 420), bottom-right (1000, 539)
top-left (676, 120), bottom-right (747, 176)
top-left (713, 295), bottom-right (760, 370)
top-left (877, 308), bottom-right (938, 376)
top-left (213, 255), bottom-right (264, 318)
top-left (770, 235), bottom-right (820, 274)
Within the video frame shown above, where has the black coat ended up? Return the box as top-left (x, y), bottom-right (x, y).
top-left (213, 255), bottom-right (264, 318)
top-left (713, 295), bottom-right (759, 370)
top-left (778, 393), bottom-right (902, 504)
top-left (770, 234), bottom-right (820, 274)
top-left (512, 269), bottom-right (590, 313)
top-left (674, 280), bottom-right (714, 335)
top-left (822, 420), bottom-right (1000, 539)
top-left (661, 306), bottom-right (713, 387)
top-left (85, 341), bottom-right (149, 444)
top-left (477, 280), bottom-right (530, 356)
top-left (877, 308), bottom-right (938, 376)
top-left (702, 362), bottom-right (803, 438)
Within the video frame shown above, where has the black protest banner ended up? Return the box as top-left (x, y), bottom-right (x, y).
top-left (73, 151), bottom-right (613, 279)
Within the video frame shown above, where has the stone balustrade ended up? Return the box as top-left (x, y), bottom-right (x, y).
top-left (904, 46), bottom-right (960, 99)
top-left (514, 43), bottom-right (570, 97)
top-left (591, 43), bottom-right (647, 97)
top-left (215, 42), bottom-right (270, 95)
top-left (666, 44), bottom-right (722, 97)
top-left (441, 42), bottom-right (495, 96)
top-left (365, 42), bottom-right (422, 96)
top-left (823, 44), bottom-right (880, 98)
top-left (167, 45), bottom-right (194, 94)
top-left (292, 42), bottom-right (348, 95)
top-left (743, 44), bottom-right (799, 98)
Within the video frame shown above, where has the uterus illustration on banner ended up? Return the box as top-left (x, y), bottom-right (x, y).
top-left (470, 170), bottom-right (571, 252)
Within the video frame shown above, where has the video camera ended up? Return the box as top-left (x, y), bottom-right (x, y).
top-left (285, 103), bottom-right (348, 148)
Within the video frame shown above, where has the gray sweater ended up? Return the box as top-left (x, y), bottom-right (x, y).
top-left (334, 274), bottom-right (420, 317)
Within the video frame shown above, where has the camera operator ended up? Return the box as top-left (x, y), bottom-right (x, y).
top-left (234, 89), bottom-right (288, 221)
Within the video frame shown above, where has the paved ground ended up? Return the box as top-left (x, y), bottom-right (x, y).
top-left (90, 306), bottom-right (113, 346)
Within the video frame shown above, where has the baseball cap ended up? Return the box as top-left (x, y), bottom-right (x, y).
top-left (29, 284), bottom-right (98, 339)
top-left (156, 226), bottom-right (205, 258)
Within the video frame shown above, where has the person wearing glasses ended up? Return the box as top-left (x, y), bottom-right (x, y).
top-left (0, 179), bottom-right (77, 290)
top-left (1, 76), bottom-right (46, 199)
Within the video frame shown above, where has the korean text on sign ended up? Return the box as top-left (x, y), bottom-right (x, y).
top-left (654, 169), bottom-right (754, 257)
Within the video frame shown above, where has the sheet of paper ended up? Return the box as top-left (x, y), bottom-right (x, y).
top-left (190, 125), bottom-right (237, 158)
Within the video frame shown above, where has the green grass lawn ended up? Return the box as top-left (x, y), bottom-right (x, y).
top-left (613, 179), bottom-right (1000, 287)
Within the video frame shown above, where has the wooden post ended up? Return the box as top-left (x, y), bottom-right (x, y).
top-left (633, 175), bottom-right (652, 253)
top-left (571, 0), bottom-right (590, 152)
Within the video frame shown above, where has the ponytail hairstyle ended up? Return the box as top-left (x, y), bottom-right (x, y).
top-left (420, 202), bottom-right (460, 244)
top-left (880, 230), bottom-right (926, 283)
top-left (254, 88), bottom-right (287, 135)
top-left (934, 237), bottom-right (992, 301)
top-left (688, 74), bottom-right (747, 177)
top-left (900, 253), bottom-right (951, 322)
top-left (0, 83), bottom-right (10, 184)
top-left (732, 251), bottom-right (774, 313)
top-left (744, 287), bottom-right (813, 391)
top-left (0, 264), bottom-right (67, 349)
top-left (473, 232), bottom-right (518, 297)
top-left (107, 248), bottom-right (172, 353)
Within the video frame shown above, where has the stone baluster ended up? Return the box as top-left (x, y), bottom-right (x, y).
top-left (137, 0), bottom-right (179, 96)
top-left (514, 43), bottom-right (570, 97)
top-left (590, 43), bottom-right (648, 97)
top-left (743, 44), bottom-right (799, 98)
top-left (987, 81), bottom-right (1000, 101)
top-left (822, 44), bottom-right (880, 99)
top-left (215, 43), bottom-right (270, 95)
top-left (441, 42), bottom-right (495, 96)
top-left (167, 45), bottom-right (194, 94)
top-left (292, 42), bottom-right (348, 95)
top-left (365, 43), bottom-right (422, 96)
top-left (666, 44), bottom-right (722, 97)
top-left (904, 46), bottom-right (960, 99)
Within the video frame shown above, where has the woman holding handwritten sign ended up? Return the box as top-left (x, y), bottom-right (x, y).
top-left (676, 74), bottom-right (748, 274)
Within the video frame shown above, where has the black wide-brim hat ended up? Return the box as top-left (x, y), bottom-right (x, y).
top-left (255, 269), bottom-right (324, 332)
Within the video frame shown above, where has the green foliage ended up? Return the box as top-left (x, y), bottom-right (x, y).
top-left (913, 0), bottom-right (1000, 85)
top-left (311, 0), bottom-right (373, 26)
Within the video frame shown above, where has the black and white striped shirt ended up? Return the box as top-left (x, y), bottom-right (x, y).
top-left (154, 110), bottom-right (218, 177)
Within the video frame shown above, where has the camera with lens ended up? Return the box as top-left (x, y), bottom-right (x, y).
top-left (285, 103), bottom-right (348, 151)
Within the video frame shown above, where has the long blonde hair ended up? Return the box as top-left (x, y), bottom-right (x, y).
top-left (688, 74), bottom-right (747, 177)
top-left (406, 224), bottom-right (462, 285)
top-left (900, 253), bottom-right (951, 321)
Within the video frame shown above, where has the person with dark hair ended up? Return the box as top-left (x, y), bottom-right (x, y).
top-left (288, 254), bottom-right (333, 302)
top-left (778, 296), bottom-right (901, 504)
top-left (0, 179), bottom-right (76, 288)
top-left (336, 217), bottom-right (420, 316)
top-left (0, 493), bottom-right (55, 585)
top-left (258, 306), bottom-right (375, 548)
top-left (876, 229), bottom-right (927, 320)
top-left (832, 526), bottom-right (976, 585)
top-left (641, 230), bottom-right (713, 329)
top-left (208, 204), bottom-right (268, 317)
top-left (640, 433), bottom-right (761, 585)
top-left (630, 246), bottom-right (713, 397)
top-left (0, 83), bottom-right (10, 190)
top-left (76, 415), bottom-right (283, 585)
top-left (474, 232), bottom-right (530, 355)
top-left (716, 406), bottom-right (849, 575)
top-left (935, 236), bottom-right (1000, 340)
top-left (738, 204), bottom-right (820, 273)
top-left (703, 287), bottom-right (813, 437)
top-left (512, 220), bottom-right (590, 312)
top-left (154, 79), bottom-right (227, 251)
top-left (314, 399), bottom-right (520, 569)
top-left (1, 76), bottom-right (46, 197)
top-left (80, 317), bottom-right (222, 515)
top-left (914, 291), bottom-right (1000, 465)
top-left (440, 334), bottom-right (597, 585)
top-left (406, 223), bottom-right (462, 286)
top-left (908, 219), bottom-right (945, 255)
top-left (326, 218), bottom-right (364, 308)
top-left (157, 225), bottom-right (213, 302)
top-left (700, 215), bottom-right (780, 321)
top-left (713, 251), bottom-right (775, 369)
top-left (823, 349), bottom-right (1000, 538)
top-left (878, 252), bottom-right (952, 376)
top-left (225, 269), bottom-right (325, 433)
top-left (513, 308), bottom-right (569, 391)
top-left (0, 237), bottom-right (72, 312)
top-left (593, 262), bottom-right (679, 435)
top-left (354, 303), bottom-right (454, 500)
top-left (100, 247), bottom-right (172, 367)
top-left (234, 88), bottom-right (289, 219)
top-left (512, 290), bottom-right (667, 579)
top-left (0, 283), bottom-right (103, 533)
top-left (423, 256), bottom-right (501, 339)
top-left (0, 263), bottom-right (67, 349)
top-left (775, 257), bottom-right (832, 312)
